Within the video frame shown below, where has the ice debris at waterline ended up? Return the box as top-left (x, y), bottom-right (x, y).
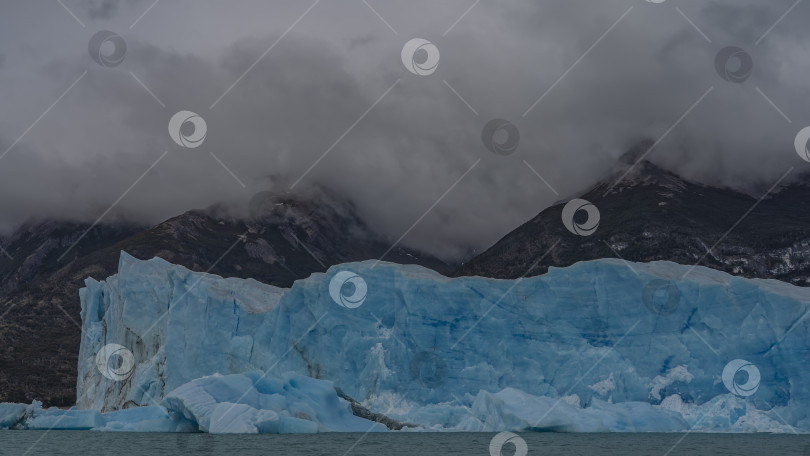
top-left (0, 372), bottom-right (386, 433)
top-left (10, 251), bottom-right (810, 433)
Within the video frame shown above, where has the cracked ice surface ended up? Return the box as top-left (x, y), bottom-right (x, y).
top-left (71, 252), bottom-right (810, 432)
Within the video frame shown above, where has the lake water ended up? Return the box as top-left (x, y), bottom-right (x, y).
top-left (1, 431), bottom-right (809, 455)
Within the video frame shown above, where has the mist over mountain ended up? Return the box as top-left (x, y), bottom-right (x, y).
top-left (1, 0), bottom-right (809, 260)
top-left (0, 187), bottom-right (448, 405)
top-left (1, 154), bottom-right (808, 405)
top-left (456, 149), bottom-right (810, 286)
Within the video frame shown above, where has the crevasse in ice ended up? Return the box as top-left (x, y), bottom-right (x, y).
top-left (50, 252), bottom-right (810, 432)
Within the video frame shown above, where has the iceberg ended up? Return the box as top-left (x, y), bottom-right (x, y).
top-left (0, 403), bottom-right (29, 430)
top-left (67, 252), bottom-right (810, 432)
top-left (0, 372), bottom-right (381, 433)
top-left (162, 372), bottom-right (385, 434)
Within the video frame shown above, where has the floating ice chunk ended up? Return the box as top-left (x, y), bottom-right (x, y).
top-left (0, 403), bottom-right (28, 429)
top-left (162, 372), bottom-right (386, 434)
top-left (98, 405), bottom-right (196, 432)
top-left (27, 408), bottom-right (104, 430)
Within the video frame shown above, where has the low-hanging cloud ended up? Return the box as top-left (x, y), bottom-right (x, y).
top-left (0, 0), bottom-right (808, 260)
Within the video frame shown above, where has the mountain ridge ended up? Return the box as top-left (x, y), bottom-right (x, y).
top-left (454, 154), bottom-right (810, 286)
top-left (0, 189), bottom-right (448, 405)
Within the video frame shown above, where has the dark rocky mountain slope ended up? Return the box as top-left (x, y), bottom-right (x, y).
top-left (0, 190), bottom-right (449, 405)
top-left (455, 150), bottom-right (810, 286)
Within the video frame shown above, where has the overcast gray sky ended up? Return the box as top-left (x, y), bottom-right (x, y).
top-left (0, 0), bottom-right (808, 259)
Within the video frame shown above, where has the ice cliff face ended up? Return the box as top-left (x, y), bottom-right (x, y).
top-left (76, 252), bottom-right (810, 432)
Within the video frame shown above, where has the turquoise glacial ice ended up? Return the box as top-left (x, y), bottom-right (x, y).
top-left (67, 252), bottom-right (810, 433)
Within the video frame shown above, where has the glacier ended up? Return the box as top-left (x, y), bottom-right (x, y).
top-left (4, 251), bottom-right (810, 433)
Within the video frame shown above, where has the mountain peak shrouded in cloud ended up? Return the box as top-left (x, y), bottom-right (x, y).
top-left (0, 0), bottom-right (808, 260)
